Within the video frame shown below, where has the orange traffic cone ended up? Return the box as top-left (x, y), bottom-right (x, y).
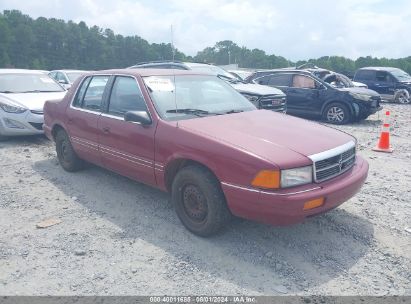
top-left (372, 111), bottom-right (393, 153)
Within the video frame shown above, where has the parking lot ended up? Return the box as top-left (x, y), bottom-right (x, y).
top-left (0, 103), bottom-right (410, 296)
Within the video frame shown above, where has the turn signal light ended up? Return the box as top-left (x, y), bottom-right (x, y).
top-left (251, 170), bottom-right (280, 189)
top-left (303, 197), bottom-right (325, 210)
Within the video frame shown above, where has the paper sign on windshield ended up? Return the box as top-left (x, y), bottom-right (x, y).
top-left (145, 77), bottom-right (175, 92)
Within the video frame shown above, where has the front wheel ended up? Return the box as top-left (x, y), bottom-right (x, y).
top-left (172, 166), bottom-right (232, 237)
top-left (55, 129), bottom-right (84, 172)
top-left (323, 103), bottom-right (351, 124)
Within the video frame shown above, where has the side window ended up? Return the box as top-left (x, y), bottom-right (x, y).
top-left (82, 76), bottom-right (109, 111)
top-left (255, 75), bottom-right (270, 85)
top-left (267, 74), bottom-right (291, 86)
top-left (356, 70), bottom-right (375, 81)
top-left (108, 76), bottom-right (147, 117)
top-left (72, 77), bottom-right (92, 107)
top-left (56, 72), bottom-right (66, 83)
top-left (292, 75), bottom-right (316, 89)
top-left (376, 71), bottom-right (389, 82)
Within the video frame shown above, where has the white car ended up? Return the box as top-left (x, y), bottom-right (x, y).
top-left (48, 69), bottom-right (89, 90)
top-left (0, 69), bottom-right (67, 141)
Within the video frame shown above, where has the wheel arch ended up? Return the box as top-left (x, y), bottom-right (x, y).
top-left (164, 158), bottom-right (220, 193)
top-left (51, 123), bottom-right (66, 141)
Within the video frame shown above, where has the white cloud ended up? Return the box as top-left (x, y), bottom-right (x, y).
top-left (0, 0), bottom-right (410, 60)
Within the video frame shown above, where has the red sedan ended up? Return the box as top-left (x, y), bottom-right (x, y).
top-left (43, 69), bottom-right (368, 236)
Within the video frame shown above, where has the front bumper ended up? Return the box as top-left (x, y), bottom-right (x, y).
top-left (0, 110), bottom-right (44, 137)
top-left (221, 156), bottom-right (368, 226)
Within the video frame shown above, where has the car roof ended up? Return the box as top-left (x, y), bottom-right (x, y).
top-left (50, 69), bottom-right (90, 73)
top-left (90, 68), bottom-right (211, 77)
top-left (0, 69), bottom-right (47, 74)
top-left (357, 67), bottom-right (402, 72)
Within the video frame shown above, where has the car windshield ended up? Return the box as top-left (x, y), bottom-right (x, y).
top-left (323, 73), bottom-right (354, 88)
top-left (143, 75), bottom-right (256, 121)
top-left (0, 73), bottom-right (64, 93)
top-left (390, 69), bottom-right (411, 82)
top-left (66, 72), bottom-right (86, 82)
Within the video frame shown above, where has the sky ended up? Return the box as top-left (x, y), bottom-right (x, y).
top-left (0, 0), bottom-right (410, 61)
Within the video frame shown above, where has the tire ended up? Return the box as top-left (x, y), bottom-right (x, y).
top-left (394, 90), bottom-right (410, 104)
top-left (55, 129), bottom-right (84, 172)
top-left (323, 103), bottom-right (351, 124)
top-left (171, 165), bottom-right (232, 237)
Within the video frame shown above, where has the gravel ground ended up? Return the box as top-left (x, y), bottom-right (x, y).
top-left (0, 103), bottom-right (410, 296)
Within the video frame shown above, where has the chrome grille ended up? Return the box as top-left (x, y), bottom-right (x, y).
top-left (309, 142), bottom-right (356, 183)
top-left (258, 95), bottom-right (286, 113)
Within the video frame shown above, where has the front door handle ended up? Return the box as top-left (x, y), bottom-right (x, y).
top-left (67, 118), bottom-right (74, 124)
top-left (102, 127), bottom-right (110, 133)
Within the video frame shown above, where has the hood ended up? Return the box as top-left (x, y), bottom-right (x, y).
top-left (0, 91), bottom-right (67, 111)
top-left (178, 110), bottom-right (354, 169)
top-left (338, 87), bottom-right (380, 97)
top-left (231, 82), bottom-right (285, 96)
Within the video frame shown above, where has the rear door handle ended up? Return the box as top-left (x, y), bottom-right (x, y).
top-left (102, 127), bottom-right (110, 133)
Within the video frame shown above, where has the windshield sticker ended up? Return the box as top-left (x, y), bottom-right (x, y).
top-left (145, 77), bottom-right (175, 92)
top-left (40, 77), bottom-right (55, 83)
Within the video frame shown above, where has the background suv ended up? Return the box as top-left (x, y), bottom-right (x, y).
top-left (246, 70), bottom-right (382, 124)
top-left (129, 61), bottom-right (287, 113)
top-left (353, 67), bottom-right (411, 104)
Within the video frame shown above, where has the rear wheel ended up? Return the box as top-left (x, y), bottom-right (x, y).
top-left (172, 166), bottom-right (232, 237)
top-left (394, 90), bottom-right (410, 104)
top-left (323, 103), bottom-right (351, 124)
top-left (55, 129), bottom-right (84, 172)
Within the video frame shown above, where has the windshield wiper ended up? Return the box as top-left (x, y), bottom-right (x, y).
top-left (166, 108), bottom-right (216, 116)
top-left (225, 109), bottom-right (244, 114)
top-left (217, 74), bottom-right (243, 84)
top-left (19, 90), bottom-right (63, 93)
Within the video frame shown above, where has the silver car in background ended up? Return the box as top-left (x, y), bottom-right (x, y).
top-left (48, 69), bottom-right (89, 89)
top-left (0, 69), bottom-right (67, 141)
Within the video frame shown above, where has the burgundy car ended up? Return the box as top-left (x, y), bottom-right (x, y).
top-left (43, 69), bottom-right (369, 236)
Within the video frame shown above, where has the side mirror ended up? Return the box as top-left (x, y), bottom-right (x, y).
top-left (124, 111), bottom-right (152, 126)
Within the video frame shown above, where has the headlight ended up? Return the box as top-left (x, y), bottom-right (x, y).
top-left (280, 166), bottom-right (313, 188)
top-left (243, 94), bottom-right (259, 103)
top-left (350, 92), bottom-right (371, 102)
top-left (0, 102), bottom-right (27, 114)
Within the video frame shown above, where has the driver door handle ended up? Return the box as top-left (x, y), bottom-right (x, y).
top-left (102, 126), bottom-right (110, 133)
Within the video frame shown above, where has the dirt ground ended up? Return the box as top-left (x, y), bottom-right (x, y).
top-left (0, 103), bottom-right (410, 296)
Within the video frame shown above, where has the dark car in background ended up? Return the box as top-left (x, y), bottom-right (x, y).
top-left (246, 70), bottom-right (382, 124)
top-left (129, 61), bottom-right (287, 113)
top-left (353, 67), bottom-right (411, 104)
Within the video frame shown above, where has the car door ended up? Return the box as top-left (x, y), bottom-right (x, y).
top-left (98, 75), bottom-right (157, 186)
top-left (282, 74), bottom-right (323, 115)
top-left (65, 75), bottom-right (110, 165)
top-left (374, 71), bottom-right (395, 97)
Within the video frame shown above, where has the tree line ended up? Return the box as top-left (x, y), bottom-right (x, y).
top-left (1, 10), bottom-right (411, 76)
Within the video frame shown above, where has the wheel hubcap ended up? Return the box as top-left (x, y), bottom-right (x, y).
top-left (327, 107), bottom-right (345, 122)
top-left (182, 184), bottom-right (208, 223)
top-left (61, 140), bottom-right (69, 160)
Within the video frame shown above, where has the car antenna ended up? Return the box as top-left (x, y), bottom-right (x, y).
top-left (171, 24), bottom-right (179, 128)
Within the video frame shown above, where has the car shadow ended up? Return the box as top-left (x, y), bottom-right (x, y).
top-left (0, 134), bottom-right (50, 148)
top-left (32, 157), bottom-right (375, 293)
